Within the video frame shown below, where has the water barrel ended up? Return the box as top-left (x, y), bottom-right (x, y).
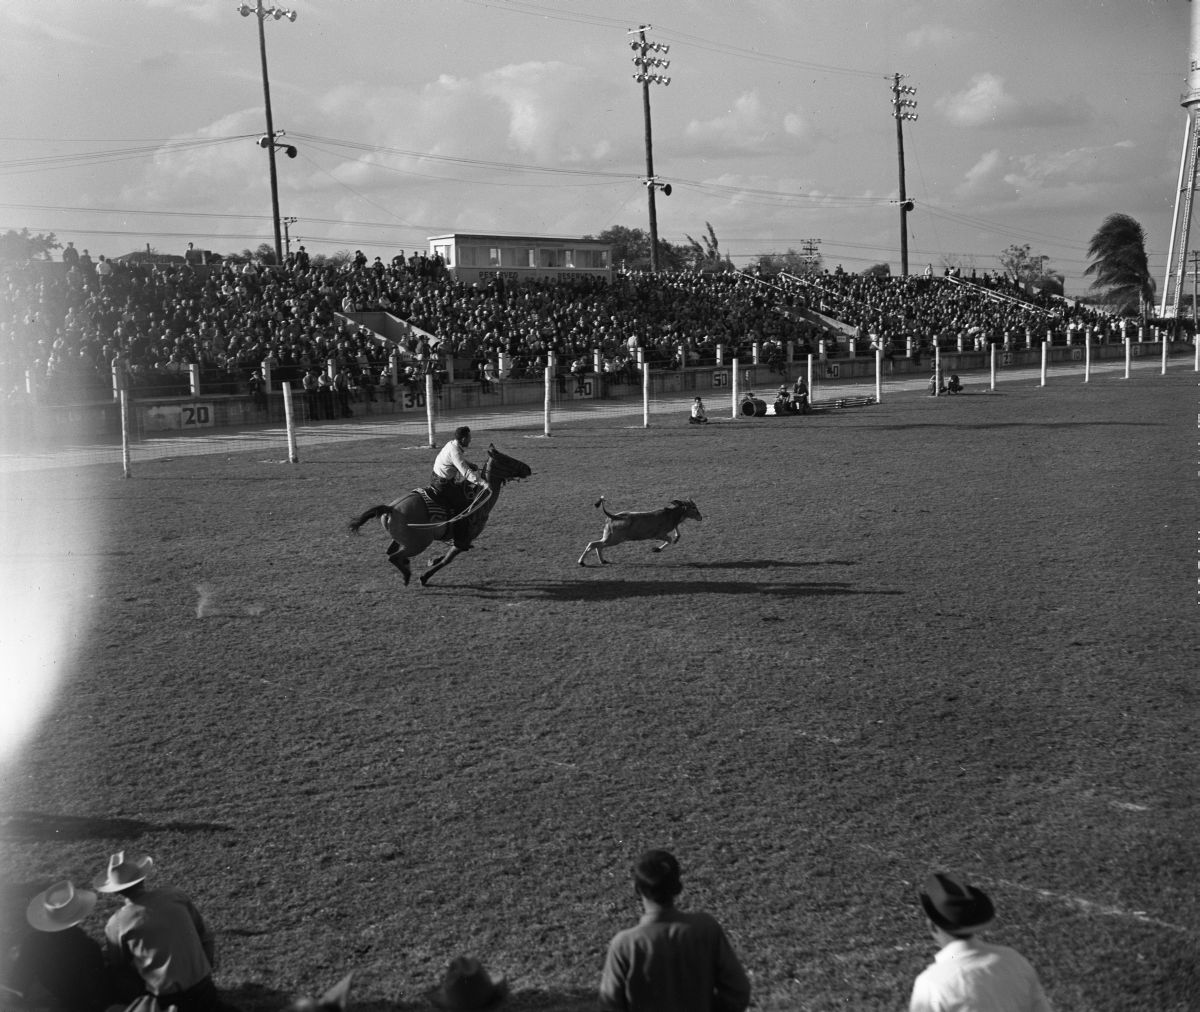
top-left (741, 397), bottom-right (767, 417)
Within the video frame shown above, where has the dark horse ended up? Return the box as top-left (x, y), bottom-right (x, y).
top-left (348, 444), bottom-right (532, 586)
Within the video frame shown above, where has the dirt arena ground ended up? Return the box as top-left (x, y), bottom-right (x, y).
top-left (1, 369), bottom-right (1195, 1011)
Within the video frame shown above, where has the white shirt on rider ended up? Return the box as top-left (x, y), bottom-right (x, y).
top-left (433, 438), bottom-right (482, 485)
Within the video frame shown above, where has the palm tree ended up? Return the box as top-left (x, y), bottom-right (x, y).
top-left (1084, 214), bottom-right (1155, 316)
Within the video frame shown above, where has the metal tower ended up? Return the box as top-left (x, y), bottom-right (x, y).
top-left (1160, 0), bottom-right (1200, 317)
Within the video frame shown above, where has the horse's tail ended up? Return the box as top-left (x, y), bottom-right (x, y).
top-left (347, 505), bottom-right (390, 535)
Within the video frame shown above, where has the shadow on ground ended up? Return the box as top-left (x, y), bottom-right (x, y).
top-left (447, 579), bottom-right (901, 601)
top-left (0, 811), bottom-right (234, 842)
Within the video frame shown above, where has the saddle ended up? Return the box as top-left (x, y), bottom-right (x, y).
top-left (414, 487), bottom-right (451, 527)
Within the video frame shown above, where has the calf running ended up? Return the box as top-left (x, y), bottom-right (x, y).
top-left (578, 495), bottom-right (702, 566)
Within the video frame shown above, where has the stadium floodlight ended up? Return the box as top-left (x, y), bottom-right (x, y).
top-left (890, 73), bottom-right (918, 275)
top-left (237, 0), bottom-right (297, 267)
top-left (630, 26), bottom-right (674, 272)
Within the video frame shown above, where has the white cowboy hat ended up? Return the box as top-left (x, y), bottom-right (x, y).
top-left (92, 851), bottom-right (154, 893)
top-left (26, 881), bottom-right (97, 932)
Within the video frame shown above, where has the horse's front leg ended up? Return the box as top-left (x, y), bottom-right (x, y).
top-left (420, 546), bottom-right (460, 586)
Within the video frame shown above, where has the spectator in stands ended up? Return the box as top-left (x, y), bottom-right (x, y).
top-left (11, 880), bottom-right (119, 1012)
top-left (62, 241), bottom-right (79, 267)
top-left (248, 367), bottom-right (267, 410)
top-left (318, 371), bottom-right (336, 419)
top-left (599, 849), bottom-right (750, 1012)
top-left (909, 872), bottom-right (1052, 1012)
top-left (333, 367), bottom-right (354, 417)
top-left (93, 852), bottom-right (221, 1012)
top-left (689, 396), bottom-right (709, 424)
top-left (302, 366), bottom-right (321, 420)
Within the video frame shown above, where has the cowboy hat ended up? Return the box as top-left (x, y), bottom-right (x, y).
top-left (429, 956), bottom-right (508, 1010)
top-left (291, 971), bottom-right (353, 1012)
top-left (919, 872), bottom-right (996, 934)
top-left (26, 881), bottom-right (97, 932)
top-left (92, 852), bottom-right (154, 893)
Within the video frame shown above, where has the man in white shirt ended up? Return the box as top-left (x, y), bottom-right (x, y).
top-left (909, 872), bottom-right (1053, 1012)
top-left (430, 426), bottom-right (485, 550)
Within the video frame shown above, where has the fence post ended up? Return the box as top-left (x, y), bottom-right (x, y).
top-left (1041, 339), bottom-right (1048, 387)
top-left (990, 345), bottom-right (997, 392)
top-left (1162, 332), bottom-right (1168, 375)
top-left (731, 357), bottom-right (740, 419)
top-left (425, 371), bottom-right (435, 448)
top-left (875, 347), bottom-right (883, 404)
top-left (120, 389), bottom-right (132, 479)
top-left (544, 365), bottom-right (552, 438)
top-left (282, 381), bottom-right (299, 464)
top-left (189, 363), bottom-right (201, 397)
top-left (643, 361), bottom-right (650, 428)
top-left (807, 353), bottom-right (814, 407)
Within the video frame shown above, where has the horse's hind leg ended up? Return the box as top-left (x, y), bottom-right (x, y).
top-left (419, 546), bottom-right (460, 586)
top-left (385, 542), bottom-right (411, 586)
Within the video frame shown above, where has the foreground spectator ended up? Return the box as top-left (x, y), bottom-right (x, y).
top-left (599, 849), bottom-right (750, 1012)
top-left (93, 851), bottom-right (222, 1012)
top-left (910, 871), bottom-right (1053, 1012)
top-left (427, 956), bottom-right (508, 1010)
top-left (12, 880), bottom-right (118, 1012)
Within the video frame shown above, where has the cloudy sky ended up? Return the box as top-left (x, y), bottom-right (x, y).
top-left (0, 0), bottom-right (1189, 293)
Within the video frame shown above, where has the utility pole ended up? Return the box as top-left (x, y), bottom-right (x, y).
top-left (283, 216), bottom-right (298, 259)
top-left (890, 73), bottom-right (917, 277)
top-left (630, 26), bottom-right (672, 273)
top-left (237, 1), bottom-right (298, 267)
top-left (800, 238), bottom-right (822, 274)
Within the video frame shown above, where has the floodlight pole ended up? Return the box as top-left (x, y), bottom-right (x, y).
top-left (891, 73), bottom-right (918, 277)
top-left (240, 1), bottom-right (297, 267)
top-left (631, 26), bottom-right (671, 273)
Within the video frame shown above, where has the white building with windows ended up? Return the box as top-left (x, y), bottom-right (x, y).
top-left (427, 233), bottom-right (613, 285)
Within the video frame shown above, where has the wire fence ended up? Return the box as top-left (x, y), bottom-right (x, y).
top-left (1, 339), bottom-right (1195, 476)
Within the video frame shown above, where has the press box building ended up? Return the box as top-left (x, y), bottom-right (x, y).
top-left (427, 233), bottom-right (613, 285)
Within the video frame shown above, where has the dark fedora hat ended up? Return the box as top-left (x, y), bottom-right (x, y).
top-left (633, 849), bottom-right (682, 900)
top-left (919, 872), bottom-right (995, 933)
top-left (429, 956), bottom-right (507, 1010)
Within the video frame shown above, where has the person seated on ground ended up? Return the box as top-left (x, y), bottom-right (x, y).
top-left (791, 375), bottom-right (810, 413)
top-left (928, 369), bottom-right (947, 396)
top-left (9, 880), bottom-right (119, 1012)
top-left (689, 396), bottom-right (709, 424)
top-left (947, 374), bottom-right (963, 394)
top-left (599, 849), bottom-right (750, 1012)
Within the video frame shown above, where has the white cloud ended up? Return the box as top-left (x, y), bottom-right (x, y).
top-left (938, 72), bottom-right (1091, 129)
top-left (683, 92), bottom-right (818, 155)
top-left (955, 141), bottom-right (1146, 209)
top-left (938, 73), bottom-right (1020, 128)
top-left (903, 24), bottom-right (962, 50)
